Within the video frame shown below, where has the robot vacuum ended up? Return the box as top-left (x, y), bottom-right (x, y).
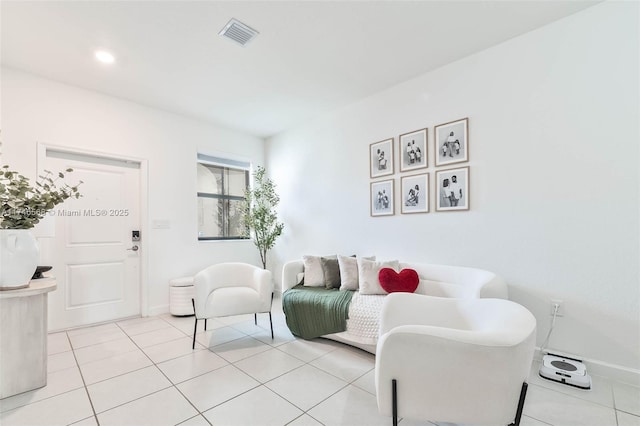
top-left (539, 353), bottom-right (592, 390)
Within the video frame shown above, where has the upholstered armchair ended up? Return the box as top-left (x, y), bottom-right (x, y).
top-left (192, 262), bottom-right (274, 349)
top-left (375, 293), bottom-right (536, 426)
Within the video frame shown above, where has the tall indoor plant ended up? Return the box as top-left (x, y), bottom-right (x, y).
top-left (0, 165), bottom-right (81, 289)
top-left (241, 166), bottom-right (284, 270)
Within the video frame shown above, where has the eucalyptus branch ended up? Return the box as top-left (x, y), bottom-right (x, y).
top-left (0, 165), bottom-right (83, 229)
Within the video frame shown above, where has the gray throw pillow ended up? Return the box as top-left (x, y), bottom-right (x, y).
top-left (322, 257), bottom-right (341, 289)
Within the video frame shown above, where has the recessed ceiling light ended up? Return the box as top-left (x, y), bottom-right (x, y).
top-left (94, 50), bottom-right (115, 64)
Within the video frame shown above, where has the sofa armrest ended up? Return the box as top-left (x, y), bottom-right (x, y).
top-left (282, 260), bottom-right (304, 292)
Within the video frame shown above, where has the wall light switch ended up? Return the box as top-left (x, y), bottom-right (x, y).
top-left (152, 220), bottom-right (171, 229)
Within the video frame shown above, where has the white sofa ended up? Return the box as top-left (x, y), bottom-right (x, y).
top-left (282, 260), bottom-right (507, 354)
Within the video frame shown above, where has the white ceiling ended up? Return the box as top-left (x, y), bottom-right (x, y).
top-left (1, 1), bottom-right (598, 138)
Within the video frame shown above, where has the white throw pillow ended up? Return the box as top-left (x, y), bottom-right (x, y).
top-left (338, 255), bottom-right (358, 290)
top-left (302, 255), bottom-right (325, 287)
top-left (338, 255), bottom-right (376, 291)
top-left (358, 258), bottom-right (399, 295)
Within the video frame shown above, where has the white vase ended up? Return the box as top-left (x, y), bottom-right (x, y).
top-left (0, 229), bottom-right (39, 290)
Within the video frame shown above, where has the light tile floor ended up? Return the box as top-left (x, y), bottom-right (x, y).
top-left (1, 297), bottom-right (639, 426)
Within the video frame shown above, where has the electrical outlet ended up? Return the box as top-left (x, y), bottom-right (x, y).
top-left (550, 299), bottom-right (564, 316)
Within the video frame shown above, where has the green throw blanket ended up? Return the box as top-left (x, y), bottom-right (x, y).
top-left (282, 285), bottom-right (354, 340)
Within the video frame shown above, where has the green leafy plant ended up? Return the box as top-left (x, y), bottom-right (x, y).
top-left (0, 165), bottom-right (82, 229)
top-left (241, 166), bottom-right (284, 269)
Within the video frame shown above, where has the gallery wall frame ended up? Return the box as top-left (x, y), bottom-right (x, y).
top-left (436, 166), bottom-right (469, 212)
top-left (399, 128), bottom-right (428, 172)
top-left (370, 179), bottom-right (395, 217)
top-left (400, 173), bottom-right (429, 214)
top-left (434, 118), bottom-right (469, 167)
top-left (369, 138), bottom-right (394, 178)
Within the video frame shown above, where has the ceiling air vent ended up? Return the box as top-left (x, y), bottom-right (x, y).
top-left (219, 18), bottom-right (259, 47)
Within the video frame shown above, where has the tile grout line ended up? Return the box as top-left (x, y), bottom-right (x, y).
top-left (73, 324), bottom-right (152, 388)
top-left (608, 381), bottom-right (640, 418)
top-left (611, 379), bottom-right (621, 426)
top-left (85, 320), bottom-right (165, 423)
top-left (256, 344), bottom-right (357, 421)
top-left (528, 381), bottom-right (619, 411)
top-left (113, 320), bottom-right (212, 425)
top-left (284, 412), bottom-right (320, 426)
top-left (66, 330), bottom-right (101, 426)
top-left (72, 320), bottom-right (200, 424)
top-left (182, 330), bottom-right (343, 422)
top-left (147, 316), bottom-right (294, 423)
top-left (165, 323), bottom-right (285, 423)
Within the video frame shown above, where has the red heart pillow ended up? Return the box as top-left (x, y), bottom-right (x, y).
top-left (378, 268), bottom-right (419, 293)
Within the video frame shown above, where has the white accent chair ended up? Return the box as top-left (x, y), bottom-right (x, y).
top-left (192, 262), bottom-right (274, 349)
top-left (375, 293), bottom-right (536, 426)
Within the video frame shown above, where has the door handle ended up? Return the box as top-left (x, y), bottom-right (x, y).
top-left (127, 245), bottom-right (139, 251)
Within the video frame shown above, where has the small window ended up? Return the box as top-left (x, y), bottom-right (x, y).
top-left (197, 154), bottom-right (250, 240)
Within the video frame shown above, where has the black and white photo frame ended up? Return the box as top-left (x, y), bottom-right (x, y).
top-left (399, 128), bottom-right (427, 172)
top-left (369, 138), bottom-right (394, 178)
top-left (368, 117), bottom-right (471, 215)
top-left (370, 179), bottom-right (394, 217)
top-left (401, 173), bottom-right (429, 214)
top-left (436, 166), bottom-right (469, 212)
top-left (434, 118), bottom-right (468, 167)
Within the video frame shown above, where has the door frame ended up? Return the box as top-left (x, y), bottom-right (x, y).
top-left (36, 142), bottom-right (150, 317)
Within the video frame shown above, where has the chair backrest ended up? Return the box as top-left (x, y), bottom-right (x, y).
top-left (376, 294), bottom-right (536, 425)
top-left (196, 262), bottom-right (261, 289)
top-left (194, 262), bottom-right (271, 317)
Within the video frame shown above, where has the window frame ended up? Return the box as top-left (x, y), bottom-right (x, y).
top-left (197, 155), bottom-right (250, 241)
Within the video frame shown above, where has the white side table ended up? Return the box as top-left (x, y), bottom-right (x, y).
top-left (169, 276), bottom-right (195, 316)
top-left (0, 277), bottom-right (57, 398)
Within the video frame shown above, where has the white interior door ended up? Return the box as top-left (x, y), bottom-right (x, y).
top-left (44, 150), bottom-right (142, 330)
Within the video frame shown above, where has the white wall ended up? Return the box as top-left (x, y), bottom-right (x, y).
top-left (267, 2), bottom-right (639, 377)
top-left (1, 67), bottom-right (264, 316)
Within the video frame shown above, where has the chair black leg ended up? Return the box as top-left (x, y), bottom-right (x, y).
top-left (509, 382), bottom-right (528, 426)
top-left (392, 379), bottom-right (398, 426)
top-left (192, 317), bottom-right (198, 349)
top-left (269, 312), bottom-right (274, 339)
top-left (204, 319), bottom-right (207, 331)
top-left (268, 292), bottom-right (274, 339)
top-left (191, 298), bottom-right (197, 350)
top-left (254, 313), bottom-right (257, 325)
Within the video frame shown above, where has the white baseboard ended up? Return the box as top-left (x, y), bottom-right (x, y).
top-left (148, 304), bottom-right (170, 317)
top-left (535, 348), bottom-right (640, 386)
top-left (584, 358), bottom-right (640, 386)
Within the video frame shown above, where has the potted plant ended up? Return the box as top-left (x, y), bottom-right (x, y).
top-left (0, 165), bottom-right (81, 289)
top-left (241, 166), bottom-right (284, 270)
